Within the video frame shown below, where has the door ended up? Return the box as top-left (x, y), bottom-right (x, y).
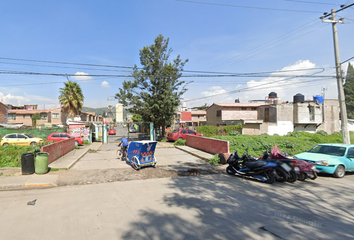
top-left (17, 134), bottom-right (28, 146)
top-left (346, 147), bottom-right (354, 170)
top-left (180, 129), bottom-right (187, 139)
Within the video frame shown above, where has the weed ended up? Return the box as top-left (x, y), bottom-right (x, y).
top-left (174, 139), bottom-right (186, 146)
top-left (209, 154), bottom-right (220, 165)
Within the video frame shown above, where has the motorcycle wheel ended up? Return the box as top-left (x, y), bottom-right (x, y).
top-left (298, 172), bottom-right (306, 181)
top-left (264, 171), bottom-right (275, 184)
top-left (274, 167), bottom-right (289, 182)
top-left (226, 166), bottom-right (236, 175)
top-left (287, 170), bottom-right (297, 183)
top-left (310, 171), bottom-right (317, 180)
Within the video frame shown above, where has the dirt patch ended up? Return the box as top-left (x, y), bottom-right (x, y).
top-left (0, 168), bottom-right (21, 177)
top-left (47, 166), bottom-right (225, 186)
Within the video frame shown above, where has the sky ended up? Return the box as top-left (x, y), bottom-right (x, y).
top-left (0, 0), bottom-right (353, 109)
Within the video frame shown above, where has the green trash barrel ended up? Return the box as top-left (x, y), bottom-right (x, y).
top-left (35, 152), bottom-right (49, 174)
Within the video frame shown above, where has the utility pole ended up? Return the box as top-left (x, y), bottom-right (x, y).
top-left (107, 96), bottom-right (115, 124)
top-left (320, 3), bottom-right (354, 144)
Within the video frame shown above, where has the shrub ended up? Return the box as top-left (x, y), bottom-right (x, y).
top-left (174, 139), bottom-right (186, 146)
top-left (209, 154), bottom-right (220, 165)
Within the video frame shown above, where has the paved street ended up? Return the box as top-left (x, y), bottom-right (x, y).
top-left (1, 173), bottom-right (354, 240)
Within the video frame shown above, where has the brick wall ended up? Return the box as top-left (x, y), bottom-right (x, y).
top-left (0, 103), bottom-right (7, 123)
top-left (186, 135), bottom-right (229, 154)
top-left (41, 138), bottom-right (75, 164)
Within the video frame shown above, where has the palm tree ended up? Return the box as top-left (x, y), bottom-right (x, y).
top-left (58, 80), bottom-right (84, 119)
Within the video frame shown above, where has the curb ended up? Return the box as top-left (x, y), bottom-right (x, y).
top-left (174, 146), bottom-right (210, 162)
top-left (67, 143), bottom-right (102, 169)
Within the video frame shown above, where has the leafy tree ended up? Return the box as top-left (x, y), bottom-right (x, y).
top-left (132, 114), bottom-right (142, 122)
top-left (115, 34), bottom-right (188, 136)
top-left (344, 63), bottom-right (354, 119)
top-left (58, 80), bottom-right (84, 120)
top-left (31, 113), bottom-right (40, 127)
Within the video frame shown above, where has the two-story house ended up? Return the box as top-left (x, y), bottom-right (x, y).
top-left (206, 103), bottom-right (264, 135)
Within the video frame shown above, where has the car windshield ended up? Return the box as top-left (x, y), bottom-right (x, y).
top-left (307, 145), bottom-right (346, 156)
top-left (24, 134), bottom-right (33, 138)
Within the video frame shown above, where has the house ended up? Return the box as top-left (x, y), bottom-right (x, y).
top-left (206, 103), bottom-right (264, 135)
top-left (258, 99), bottom-right (340, 135)
top-left (173, 110), bottom-right (207, 128)
top-left (0, 102), bottom-right (9, 124)
top-left (7, 107), bottom-right (67, 127)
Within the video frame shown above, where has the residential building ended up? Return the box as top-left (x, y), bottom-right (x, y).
top-left (206, 103), bottom-right (264, 135)
top-left (173, 110), bottom-right (207, 128)
top-left (0, 102), bottom-right (9, 123)
top-left (258, 99), bottom-right (340, 135)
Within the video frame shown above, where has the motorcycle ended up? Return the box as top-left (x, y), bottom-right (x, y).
top-left (226, 151), bottom-right (277, 184)
top-left (270, 145), bottom-right (317, 181)
top-left (260, 148), bottom-right (297, 183)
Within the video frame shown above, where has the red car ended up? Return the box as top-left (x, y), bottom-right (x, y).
top-left (108, 129), bottom-right (116, 135)
top-left (166, 128), bottom-right (203, 141)
top-left (47, 132), bottom-right (83, 146)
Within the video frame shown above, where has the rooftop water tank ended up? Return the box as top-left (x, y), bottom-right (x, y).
top-left (269, 92), bottom-right (277, 98)
top-left (293, 93), bottom-right (305, 103)
top-left (313, 95), bottom-right (324, 104)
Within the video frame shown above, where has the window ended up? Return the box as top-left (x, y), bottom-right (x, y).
top-left (52, 113), bottom-right (59, 119)
top-left (23, 114), bottom-right (26, 119)
top-left (241, 107), bottom-right (247, 110)
top-left (6, 134), bottom-right (17, 138)
top-left (188, 130), bottom-right (196, 134)
top-left (60, 133), bottom-right (70, 138)
top-left (40, 113), bottom-right (47, 119)
top-left (216, 110), bottom-right (221, 117)
top-left (251, 107), bottom-right (257, 110)
top-left (181, 130), bottom-right (187, 134)
top-left (18, 134), bottom-right (26, 139)
top-left (309, 106), bottom-right (315, 121)
top-left (265, 108), bottom-right (269, 122)
top-left (8, 114), bottom-right (16, 120)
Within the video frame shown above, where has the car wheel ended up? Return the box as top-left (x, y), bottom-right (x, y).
top-left (333, 165), bottom-right (345, 178)
top-left (75, 141), bottom-right (79, 146)
top-left (30, 142), bottom-right (37, 146)
top-left (2, 143), bottom-right (9, 146)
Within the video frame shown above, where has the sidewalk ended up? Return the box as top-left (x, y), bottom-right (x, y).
top-left (0, 142), bottom-right (102, 191)
top-left (0, 143), bottom-right (218, 191)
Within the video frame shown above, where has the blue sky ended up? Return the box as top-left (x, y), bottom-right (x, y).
top-left (0, 0), bottom-right (353, 109)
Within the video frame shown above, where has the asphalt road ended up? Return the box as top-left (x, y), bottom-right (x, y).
top-left (1, 173), bottom-right (354, 240)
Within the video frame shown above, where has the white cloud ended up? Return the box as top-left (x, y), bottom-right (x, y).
top-left (72, 72), bottom-right (92, 81)
top-left (0, 92), bottom-right (58, 109)
top-left (101, 81), bottom-right (110, 88)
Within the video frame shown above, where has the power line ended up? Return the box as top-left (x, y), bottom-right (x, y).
top-left (173, 0), bottom-right (322, 13)
top-left (281, 0), bottom-right (341, 5)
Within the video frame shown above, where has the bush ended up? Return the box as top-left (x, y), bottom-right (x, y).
top-left (209, 154), bottom-right (220, 165)
top-left (174, 139), bottom-right (186, 146)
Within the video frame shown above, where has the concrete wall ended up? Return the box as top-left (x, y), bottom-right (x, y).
top-left (206, 105), bottom-right (222, 126)
top-left (317, 99), bottom-right (340, 134)
top-left (242, 123), bottom-right (260, 135)
top-left (186, 135), bottom-right (229, 154)
top-left (41, 138), bottom-right (75, 164)
top-left (222, 107), bottom-right (258, 121)
top-left (293, 101), bottom-right (322, 124)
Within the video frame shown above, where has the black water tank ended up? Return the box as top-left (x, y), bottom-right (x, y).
top-left (269, 92), bottom-right (277, 98)
top-left (21, 153), bottom-right (35, 175)
top-left (293, 93), bottom-right (305, 103)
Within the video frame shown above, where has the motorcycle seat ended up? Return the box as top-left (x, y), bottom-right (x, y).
top-left (245, 161), bottom-right (267, 168)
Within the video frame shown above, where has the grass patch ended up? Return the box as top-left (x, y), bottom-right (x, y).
top-left (174, 139), bottom-right (186, 146)
top-left (49, 168), bottom-right (60, 171)
top-left (209, 154), bottom-right (220, 165)
top-left (0, 145), bottom-right (35, 168)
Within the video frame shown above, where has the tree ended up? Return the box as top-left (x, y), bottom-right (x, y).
top-left (31, 113), bottom-right (40, 127)
top-left (132, 114), bottom-right (142, 122)
top-left (344, 63), bottom-right (354, 119)
top-left (58, 80), bottom-right (84, 120)
top-left (115, 34), bottom-right (188, 137)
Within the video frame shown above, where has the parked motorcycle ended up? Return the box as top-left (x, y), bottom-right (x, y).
top-left (226, 151), bottom-right (276, 184)
top-left (270, 145), bottom-right (317, 181)
top-left (260, 148), bottom-right (297, 183)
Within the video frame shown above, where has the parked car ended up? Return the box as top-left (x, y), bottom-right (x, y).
top-left (129, 126), bottom-right (137, 133)
top-left (294, 143), bottom-right (354, 178)
top-left (166, 128), bottom-right (203, 141)
top-left (108, 128), bottom-right (116, 135)
top-left (47, 132), bottom-right (83, 146)
top-left (1, 133), bottom-right (44, 146)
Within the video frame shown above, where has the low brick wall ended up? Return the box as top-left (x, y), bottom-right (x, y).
top-left (186, 135), bottom-right (229, 154)
top-left (41, 138), bottom-right (75, 164)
